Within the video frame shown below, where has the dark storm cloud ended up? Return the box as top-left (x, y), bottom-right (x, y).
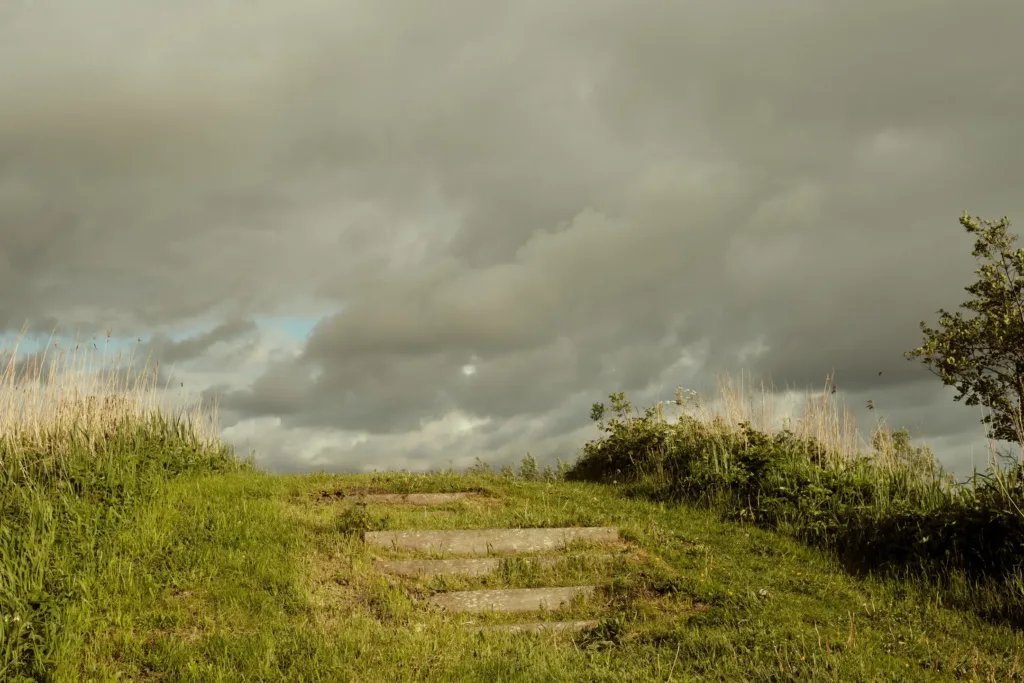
top-left (224, 0), bottom-right (1024, 451)
top-left (3, 0), bottom-right (1022, 471)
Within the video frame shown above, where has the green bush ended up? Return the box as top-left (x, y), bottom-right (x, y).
top-left (567, 392), bottom-right (1024, 625)
top-left (335, 502), bottom-right (388, 536)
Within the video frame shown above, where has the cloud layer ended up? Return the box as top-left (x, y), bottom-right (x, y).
top-left (3, 0), bottom-right (1023, 473)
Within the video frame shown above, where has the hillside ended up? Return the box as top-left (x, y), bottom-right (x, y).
top-left (4, 458), bottom-right (1023, 681)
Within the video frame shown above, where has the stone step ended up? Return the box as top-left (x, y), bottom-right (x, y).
top-left (428, 586), bottom-right (596, 614)
top-left (373, 554), bottom-right (616, 578)
top-left (375, 557), bottom-right (500, 578)
top-left (364, 527), bottom-right (619, 556)
top-left (348, 492), bottom-right (483, 505)
top-left (478, 620), bottom-right (600, 634)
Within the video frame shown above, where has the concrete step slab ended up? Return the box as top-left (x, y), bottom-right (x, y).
top-left (376, 557), bottom-right (501, 578)
top-left (349, 492), bottom-right (484, 505)
top-left (428, 586), bottom-right (596, 614)
top-left (373, 554), bottom-right (617, 578)
top-left (477, 620), bottom-right (600, 634)
top-left (365, 527), bottom-right (619, 556)
top-left (375, 557), bottom-right (499, 578)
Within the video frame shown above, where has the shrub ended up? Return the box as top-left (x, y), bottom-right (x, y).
top-left (568, 385), bottom-right (1024, 625)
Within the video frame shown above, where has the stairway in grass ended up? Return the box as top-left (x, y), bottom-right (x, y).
top-left (353, 491), bottom-right (623, 634)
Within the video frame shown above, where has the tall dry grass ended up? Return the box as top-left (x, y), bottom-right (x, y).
top-left (652, 370), bottom-right (1022, 484)
top-left (0, 330), bottom-right (220, 469)
top-left (658, 372), bottom-right (864, 462)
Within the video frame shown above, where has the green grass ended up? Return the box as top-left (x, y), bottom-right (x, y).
top-left (11, 465), bottom-right (1020, 682)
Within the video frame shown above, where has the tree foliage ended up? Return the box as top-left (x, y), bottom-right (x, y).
top-left (906, 211), bottom-right (1024, 444)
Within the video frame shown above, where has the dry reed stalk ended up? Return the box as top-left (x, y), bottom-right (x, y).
top-left (668, 370), bottom-right (940, 474)
top-left (0, 329), bottom-right (219, 462)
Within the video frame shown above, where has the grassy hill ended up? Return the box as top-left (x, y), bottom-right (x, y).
top-left (1, 351), bottom-right (1023, 681)
top-left (5, 465), bottom-right (1023, 682)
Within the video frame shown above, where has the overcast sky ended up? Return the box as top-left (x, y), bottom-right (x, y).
top-left (2, 0), bottom-right (1022, 475)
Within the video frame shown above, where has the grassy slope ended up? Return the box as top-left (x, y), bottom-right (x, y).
top-left (65, 469), bottom-right (1022, 683)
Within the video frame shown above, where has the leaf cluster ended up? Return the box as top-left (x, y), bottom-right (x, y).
top-left (906, 212), bottom-right (1024, 444)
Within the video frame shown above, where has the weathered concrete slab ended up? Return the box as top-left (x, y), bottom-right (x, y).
top-left (478, 620), bottom-right (600, 634)
top-left (365, 527), bottom-right (619, 556)
top-left (374, 556), bottom-right (543, 578)
top-left (374, 558), bottom-right (502, 578)
top-left (428, 586), bottom-right (595, 613)
top-left (350, 492), bottom-right (483, 505)
top-left (373, 554), bottom-right (617, 578)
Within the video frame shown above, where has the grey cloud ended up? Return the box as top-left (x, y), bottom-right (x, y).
top-left (145, 319), bottom-right (258, 365)
top-left (4, 0), bottom-right (1023, 473)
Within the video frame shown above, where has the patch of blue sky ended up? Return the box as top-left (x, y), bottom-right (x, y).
top-left (0, 329), bottom-right (136, 356)
top-left (254, 315), bottom-right (322, 341)
top-left (3, 304), bottom-right (341, 360)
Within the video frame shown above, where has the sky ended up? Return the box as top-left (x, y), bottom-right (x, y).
top-left (1, 0), bottom-right (1022, 475)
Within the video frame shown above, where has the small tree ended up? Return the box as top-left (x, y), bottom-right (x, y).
top-left (905, 211), bottom-right (1024, 445)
